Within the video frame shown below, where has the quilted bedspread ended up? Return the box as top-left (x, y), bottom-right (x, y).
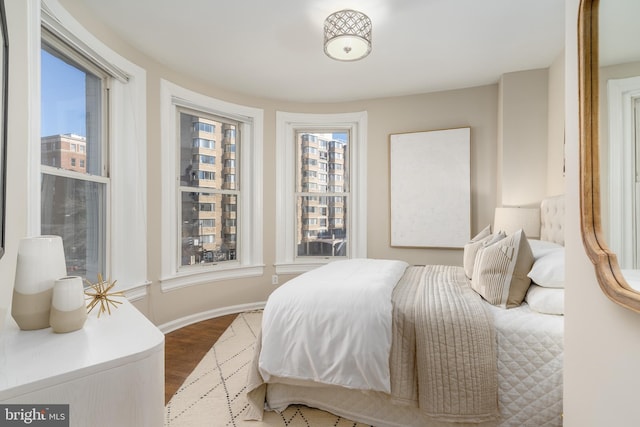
top-left (488, 303), bottom-right (563, 426)
top-left (389, 265), bottom-right (498, 422)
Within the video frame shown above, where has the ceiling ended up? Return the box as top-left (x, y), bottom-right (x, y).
top-left (80, 0), bottom-right (565, 103)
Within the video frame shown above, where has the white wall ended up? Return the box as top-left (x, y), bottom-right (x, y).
top-left (498, 69), bottom-right (549, 207)
top-left (564, 0), bottom-right (640, 425)
top-left (548, 51), bottom-right (566, 196)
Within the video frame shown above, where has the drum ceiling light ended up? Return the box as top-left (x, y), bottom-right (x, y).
top-left (323, 9), bottom-right (372, 61)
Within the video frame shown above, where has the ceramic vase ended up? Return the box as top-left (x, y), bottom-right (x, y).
top-left (50, 276), bottom-right (87, 333)
top-left (11, 235), bottom-right (67, 330)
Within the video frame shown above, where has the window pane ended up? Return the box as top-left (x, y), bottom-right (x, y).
top-left (181, 191), bottom-right (237, 266)
top-left (297, 132), bottom-right (349, 193)
top-left (40, 37), bottom-right (108, 284)
top-left (297, 195), bottom-right (347, 256)
top-left (296, 132), bottom-right (349, 258)
top-left (178, 108), bottom-right (239, 268)
top-left (41, 44), bottom-right (103, 176)
top-left (41, 174), bottom-right (106, 283)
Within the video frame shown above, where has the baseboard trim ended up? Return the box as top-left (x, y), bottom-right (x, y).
top-left (158, 301), bottom-right (266, 334)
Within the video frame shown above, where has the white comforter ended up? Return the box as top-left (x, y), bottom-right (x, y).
top-left (259, 258), bottom-right (409, 393)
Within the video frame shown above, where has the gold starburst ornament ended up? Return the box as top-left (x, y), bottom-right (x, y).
top-left (84, 274), bottom-right (125, 317)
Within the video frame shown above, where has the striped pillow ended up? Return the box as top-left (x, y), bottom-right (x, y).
top-left (463, 225), bottom-right (490, 278)
top-left (471, 229), bottom-right (534, 308)
top-left (463, 229), bottom-right (505, 279)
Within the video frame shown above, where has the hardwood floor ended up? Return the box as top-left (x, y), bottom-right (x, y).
top-left (164, 313), bottom-right (238, 404)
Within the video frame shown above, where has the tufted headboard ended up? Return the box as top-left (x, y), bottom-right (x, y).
top-left (539, 195), bottom-right (565, 246)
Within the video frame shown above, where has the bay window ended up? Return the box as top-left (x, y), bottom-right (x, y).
top-left (160, 80), bottom-right (263, 291)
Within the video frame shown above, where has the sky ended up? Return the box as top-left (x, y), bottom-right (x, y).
top-left (333, 132), bottom-right (347, 142)
top-left (41, 48), bottom-right (87, 138)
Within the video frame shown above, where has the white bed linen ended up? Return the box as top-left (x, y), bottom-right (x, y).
top-left (259, 258), bottom-right (409, 393)
top-left (488, 302), bottom-right (563, 425)
top-left (263, 302), bottom-right (563, 427)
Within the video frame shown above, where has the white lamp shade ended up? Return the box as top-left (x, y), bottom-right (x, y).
top-left (325, 35), bottom-right (370, 61)
top-left (494, 207), bottom-right (541, 238)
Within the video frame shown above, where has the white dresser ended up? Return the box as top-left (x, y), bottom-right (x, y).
top-left (0, 300), bottom-right (164, 426)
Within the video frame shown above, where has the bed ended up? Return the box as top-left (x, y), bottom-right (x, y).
top-left (246, 195), bottom-right (565, 427)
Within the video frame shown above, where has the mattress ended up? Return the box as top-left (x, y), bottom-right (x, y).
top-left (263, 302), bottom-right (563, 427)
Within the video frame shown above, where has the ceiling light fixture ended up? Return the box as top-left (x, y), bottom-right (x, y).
top-left (323, 9), bottom-right (372, 62)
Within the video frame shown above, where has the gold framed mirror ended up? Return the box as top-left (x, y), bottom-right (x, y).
top-left (579, 0), bottom-right (640, 313)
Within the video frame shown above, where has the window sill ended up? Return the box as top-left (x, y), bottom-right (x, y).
top-left (120, 281), bottom-right (152, 302)
top-left (160, 264), bottom-right (265, 292)
top-left (275, 260), bottom-right (337, 276)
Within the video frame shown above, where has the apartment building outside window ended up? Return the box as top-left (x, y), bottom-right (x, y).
top-left (296, 132), bottom-right (348, 257)
top-left (179, 108), bottom-right (238, 266)
top-left (40, 31), bottom-right (108, 282)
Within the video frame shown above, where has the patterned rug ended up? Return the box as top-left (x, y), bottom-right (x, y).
top-left (164, 311), bottom-right (370, 427)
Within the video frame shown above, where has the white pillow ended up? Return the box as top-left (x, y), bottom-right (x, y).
top-left (471, 229), bottom-right (534, 308)
top-left (525, 284), bottom-right (564, 315)
top-left (528, 239), bottom-right (563, 260)
top-left (475, 224), bottom-right (491, 240)
top-left (527, 248), bottom-right (564, 288)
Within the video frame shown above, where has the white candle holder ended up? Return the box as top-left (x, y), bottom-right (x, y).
top-left (50, 276), bottom-right (87, 333)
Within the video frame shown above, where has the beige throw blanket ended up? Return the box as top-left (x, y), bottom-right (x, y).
top-left (390, 265), bottom-right (498, 423)
top-left (246, 264), bottom-right (498, 423)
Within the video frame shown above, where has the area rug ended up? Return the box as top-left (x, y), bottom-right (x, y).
top-left (164, 310), bottom-right (371, 427)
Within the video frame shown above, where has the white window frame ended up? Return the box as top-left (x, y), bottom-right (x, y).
top-left (607, 76), bottom-right (640, 268)
top-left (275, 111), bottom-right (368, 274)
top-left (159, 79), bottom-right (264, 292)
top-left (31, 0), bottom-right (148, 298)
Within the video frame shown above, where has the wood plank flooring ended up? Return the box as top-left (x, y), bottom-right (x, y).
top-left (164, 313), bottom-right (238, 404)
